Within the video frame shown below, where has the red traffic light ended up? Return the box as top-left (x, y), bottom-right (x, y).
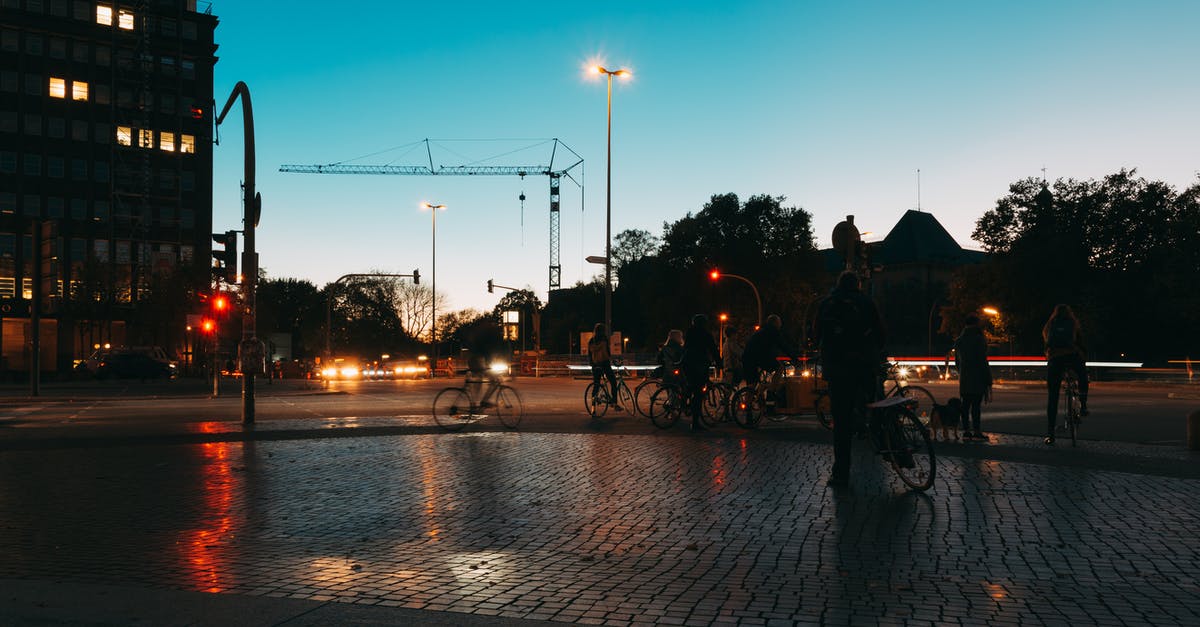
top-left (709, 270), bottom-right (720, 281)
top-left (213, 294), bottom-right (228, 312)
top-left (200, 318), bottom-right (216, 334)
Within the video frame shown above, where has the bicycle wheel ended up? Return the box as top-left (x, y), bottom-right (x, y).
top-left (898, 385), bottom-right (936, 424)
top-left (615, 381), bottom-right (635, 414)
top-left (649, 386), bottom-right (682, 429)
top-left (814, 389), bottom-right (832, 430)
top-left (584, 383), bottom-right (609, 419)
top-left (433, 387), bottom-right (474, 432)
top-left (1066, 383), bottom-right (1079, 447)
top-left (701, 382), bottom-right (731, 427)
top-left (731, 387), bottom-right (764, 429)
top-left (495, 385), bottom-right (524, 428)
top-left (634, 378), bottom-right (661, 417)
top-left (882, 407), bottom-right (936, 491)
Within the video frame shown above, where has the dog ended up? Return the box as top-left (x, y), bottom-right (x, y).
top-left (928, 397), bottom-right (962, 441)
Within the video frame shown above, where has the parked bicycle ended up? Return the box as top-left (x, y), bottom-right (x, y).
top-left (432, 365), bottom-right (523, 431)
top-left (585, 359), bottom-right (635, 419)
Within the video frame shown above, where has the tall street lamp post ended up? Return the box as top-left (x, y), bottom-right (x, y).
top-left (423, 202), bottom-right (446, 377)
top-left (595, 65), bottom-right (630, 334)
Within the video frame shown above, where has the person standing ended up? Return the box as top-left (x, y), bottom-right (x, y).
top-left (588, 323), bottom-right (622, 411)
top-left (814, 271), bottom-right (885, 487)
top-left (1043, 304), bottom-right (1088, 445)
top-left (722, 325), bottom-right (745, 387)
top-left (954, 314), bottom-right (993, 440)
top-left (681, 314), bottom-right (721, 431)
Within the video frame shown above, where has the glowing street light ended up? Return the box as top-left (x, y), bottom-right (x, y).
top-left (982, 306), bottom-right (1000, 317)
top-left (593, 64), bottom-right (631, 335)
top-left (422, 202), bottom-right (447, 377)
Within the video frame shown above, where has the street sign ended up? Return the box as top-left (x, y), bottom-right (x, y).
top-left (585, 255), bottom-right (607, 264)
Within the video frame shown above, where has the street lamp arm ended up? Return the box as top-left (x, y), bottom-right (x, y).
top-left (716, 272), bottom-right (762, 328)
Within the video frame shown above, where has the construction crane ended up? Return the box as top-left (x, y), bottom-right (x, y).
top-left (280, 138), bottom-right (583, 290)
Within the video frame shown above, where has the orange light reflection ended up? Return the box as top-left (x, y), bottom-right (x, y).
top-left (177, 441), bottom-right (236, 593)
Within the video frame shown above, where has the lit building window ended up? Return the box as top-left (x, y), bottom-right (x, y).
top-left (96, 5), bottom-right (112, 25)
top-left (118, 9), bottom-right (134, 30)
top-left (116, 126), bottom-right (131, 146)
top-left (180, 134), bottom-right (195, 154)
top-left (72, 80), bottom-right (88, 101)
top-left (138, 129), bottom-right (153, 148)
top-left (159, 131), bottom-right (175, 152)
top-left (49, 77), bottom-right (66, 98)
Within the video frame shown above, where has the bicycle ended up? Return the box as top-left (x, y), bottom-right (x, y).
top-left (648, 369), bottom-right (689, 429)
top-left (1055, 369), bottom-right (1082, 447)
top-left (815, 362), bottom-right (935, 430)
top-left (584, 359), bottom-right (635, 419)
top-left (633, 375), bottom-right (662, 418)
top-left (863, 395), bottom-right (937, 491)
top-left (729, 364), bottom-right (807, 429)
top-left (432, 368), bottom-right (524, 431)
top-left (699, 379), bottom-right (736, 427)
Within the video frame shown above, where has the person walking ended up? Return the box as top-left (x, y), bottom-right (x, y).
top-left (681, 314), bottom-right (721, 431)
top-left (814, 271), bottom-right (885, 488)
top-left (588, 323), bottom-right (622, 411)
top-left (1043, 304), bottom-right (1088, 445)
top-left (954, 314), bottom-right (992, 440)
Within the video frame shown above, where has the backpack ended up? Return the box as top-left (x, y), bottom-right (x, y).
top-left (818, 293), bottom-right (873, 360)
top-left (1046, 317), bottom-right (1075, 350)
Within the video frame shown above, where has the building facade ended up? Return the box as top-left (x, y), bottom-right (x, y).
top-left (1, 0), bottom-right (217, 376)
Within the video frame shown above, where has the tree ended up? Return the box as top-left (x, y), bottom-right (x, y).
top-left (612, 228), bottom-right (660, 271)
top-left (257, 277), bottom-right (323, 358)
top-left (958, 170), bottom-right (1200, 360)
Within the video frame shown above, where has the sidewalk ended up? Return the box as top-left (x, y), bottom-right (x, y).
top-left (2, 421), bottom-right (1199, 625)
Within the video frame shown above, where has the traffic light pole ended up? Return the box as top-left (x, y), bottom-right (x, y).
top-left (216, 82), bottom-right (263, 425)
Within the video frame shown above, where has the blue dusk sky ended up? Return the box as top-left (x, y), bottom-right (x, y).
top-left (210, 1), bottom-right (1200, 314)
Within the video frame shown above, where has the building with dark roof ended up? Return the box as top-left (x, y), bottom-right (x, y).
top-left (822, 210), bottom-right (987, 355)
top-left (1, 0), bottom-right (217, 376)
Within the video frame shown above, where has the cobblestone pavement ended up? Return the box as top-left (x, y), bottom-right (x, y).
top-left (2, 430), bottom-right (1199, 625)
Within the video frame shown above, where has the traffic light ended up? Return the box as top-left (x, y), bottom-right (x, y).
top-left (212, 292), bottom-right (230, 316)
top-left (710, 270), bottom-right (720, 281)
top-left (211, 230), bottom-right (237, 283)
top-left (487, 279), bottom-right (494, 293)
top-left (200, 317), bottom-right (216, 335)
top-left (412, 269), bottom-right (420, 285)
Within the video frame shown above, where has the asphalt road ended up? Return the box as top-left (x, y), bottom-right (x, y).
top-left (1, 376), bottom-right (1196, 445)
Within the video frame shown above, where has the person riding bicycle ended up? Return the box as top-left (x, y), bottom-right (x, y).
top-left (741, 314), bottom-right (801, 403)
top-left (1043, 303), bottom-right (1089, 445)
top-left (655, 329), bottom-right (685, 381)
top-left (814, 271), bottom-right (885, 487)
top-left (588, 323), bottom-right (623, 410)
top-left (463, 318), bottom-right (507, 407)
top-left (681, 314), bottom-right (721, 431)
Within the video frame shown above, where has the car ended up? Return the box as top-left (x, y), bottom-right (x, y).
top-left (95, 350), bottom-right (174, 380)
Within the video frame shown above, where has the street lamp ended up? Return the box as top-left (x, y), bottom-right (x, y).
top-left (422, 202), bottom-right (446, 377)
top-left (594, 64), bottom-right (631, 335)
top-left (709, 270), bottom-right (762, 328)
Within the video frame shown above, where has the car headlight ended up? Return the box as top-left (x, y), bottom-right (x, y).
top-left (489, 362), bottom-right (508, 374)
